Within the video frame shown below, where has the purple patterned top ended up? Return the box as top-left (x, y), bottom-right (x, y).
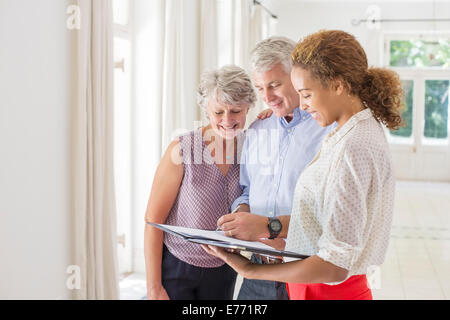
top-left (164, 129), bottom-right (243, 267)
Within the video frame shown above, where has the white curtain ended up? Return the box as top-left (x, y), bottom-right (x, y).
top-left (160, 0), bottom-right (202, 150)
top-left (200, 0), bottom-right (218, 75)
top-left (128, 0), bottom-right (203, 170)
top-left (72, 0), bottom-right (119, 300)
top-left (229, 0), bottom-right (278, 124)
top-left (142, 0), bottom-right (275, 158)
top-left (133, 1), bottom-right (203, 267)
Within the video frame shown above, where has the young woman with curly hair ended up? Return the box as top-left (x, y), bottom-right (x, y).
top-left (203, 30), bottom-right (404, 300)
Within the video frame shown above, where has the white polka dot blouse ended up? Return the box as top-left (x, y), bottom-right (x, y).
top-left (285, 108), bottom-right (395, 285)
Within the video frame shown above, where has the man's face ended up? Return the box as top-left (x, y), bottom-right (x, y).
top-left (252, 63), bottom-right (300, 118)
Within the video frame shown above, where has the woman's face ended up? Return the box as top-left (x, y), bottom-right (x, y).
top-left (205, 98), bottom-right (249, 140)
top-left (290, 66), bottom-right (342, 127)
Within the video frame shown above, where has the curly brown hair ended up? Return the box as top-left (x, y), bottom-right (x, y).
top-left (291, 30), bottom-right (404, 130)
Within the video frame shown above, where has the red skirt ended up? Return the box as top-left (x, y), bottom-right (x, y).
top-left (287, 275), bottom-right (372, 300)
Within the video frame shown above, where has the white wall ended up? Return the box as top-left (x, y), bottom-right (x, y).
top-left (0, 0), bottom-right (74, 299)
top-left (266, 0), bottom-right (450, 67)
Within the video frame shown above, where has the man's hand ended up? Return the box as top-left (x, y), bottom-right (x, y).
top-left (217, 211), bottom-right (268, 241)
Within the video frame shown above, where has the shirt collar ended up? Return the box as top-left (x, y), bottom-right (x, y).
top-left (323, 108), bottom-right (373, 146)
top-left (279, 107), bottom-right (310, 128)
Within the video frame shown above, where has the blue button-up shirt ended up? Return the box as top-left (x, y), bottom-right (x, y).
top-left (232, 107), bottom-right (336, 217)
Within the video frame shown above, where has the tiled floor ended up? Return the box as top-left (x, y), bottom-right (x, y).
top-left (119, 272), bottom-right (147, 300)
top-left (372, 181), bottom-right (450, 300)
top-left (121, 181), bottom-right (450, 300)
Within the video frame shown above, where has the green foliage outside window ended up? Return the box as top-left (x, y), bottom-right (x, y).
top-left (424, 80), bottom-right (449, 139)
top-left (391, 80), bottom-right (413, 138)
top-left (390, 40), bottom-right (450, 68)
top-left (389, 39), bottom-right (450, 140)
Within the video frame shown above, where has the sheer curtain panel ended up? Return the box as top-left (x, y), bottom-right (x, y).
top-left (72, 0), bottom-right (120, 300)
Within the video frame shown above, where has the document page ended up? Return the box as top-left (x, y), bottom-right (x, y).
top-left (153, 224), bottom-right (276, 251)
top-left (148, 223), bottom-right (308, 259)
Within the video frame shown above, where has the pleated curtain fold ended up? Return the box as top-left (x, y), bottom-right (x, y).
top-left (72, 0), bottom-right (119, 300)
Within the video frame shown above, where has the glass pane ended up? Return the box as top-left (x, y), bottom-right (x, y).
top-left (390, 80), bottom-right (413, 138)
top-left (113, 0), bottom-right (129, 26)
top-left (424, 80), bottom-right (449, 139)
top-left (390, 39), bottom-right (450, 68)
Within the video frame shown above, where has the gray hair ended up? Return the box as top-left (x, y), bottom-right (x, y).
top-left (197, 65), bottom-right (257, 111)
top-left (250, 36), bottom-right (297, 73)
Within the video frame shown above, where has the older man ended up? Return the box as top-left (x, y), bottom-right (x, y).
top-left (217, 37), bottom-right (335, 300)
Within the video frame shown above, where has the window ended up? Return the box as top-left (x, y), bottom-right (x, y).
top-left (424, 80), bottom-right (449, 140)
top-left (113, 0), bottom-right (130, 26)
top-left (385, 34), bottom-right (450, 146)
top-left (113, 0), bottom-right (132, 275)
top-left (384, 34), bottom-right (450, 181)
top-left (391, 80), bottom-right (413, 139)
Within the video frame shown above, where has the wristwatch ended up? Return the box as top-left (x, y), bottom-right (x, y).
top-left (268, 217), bottom-right (282, 239)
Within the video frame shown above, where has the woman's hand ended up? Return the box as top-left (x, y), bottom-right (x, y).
top-left (257, 108), bottom-right (273, 120)
top-left (201, 245), bottom-right (254, 278)
top-left (147, 284), bottom-right (170, 300)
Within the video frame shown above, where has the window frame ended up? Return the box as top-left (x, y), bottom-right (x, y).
top-left (113, 0), bottom-right (134, 276)
top-left (382, 32), bottom-right (450, 150)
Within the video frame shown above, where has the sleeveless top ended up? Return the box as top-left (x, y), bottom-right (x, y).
top-left (164, 129), bottom-right (243, 267)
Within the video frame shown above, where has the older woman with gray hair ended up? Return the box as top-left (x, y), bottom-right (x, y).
top-left (144, 65), bottom-right (256, 300)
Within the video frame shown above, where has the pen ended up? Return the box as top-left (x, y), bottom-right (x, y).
top-left (216, 204), bottom-right (242, 231)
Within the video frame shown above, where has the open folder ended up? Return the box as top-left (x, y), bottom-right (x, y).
top-left (148, 222), bottom-right (309, 260)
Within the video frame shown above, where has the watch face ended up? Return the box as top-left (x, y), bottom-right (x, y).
top-left (270, 219), bottom-right (282, 232)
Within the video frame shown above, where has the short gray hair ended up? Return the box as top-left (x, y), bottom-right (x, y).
top-left (250, 36), bottom-right (296, 73)
top-left (197, 65), bottom-right (257, 111)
